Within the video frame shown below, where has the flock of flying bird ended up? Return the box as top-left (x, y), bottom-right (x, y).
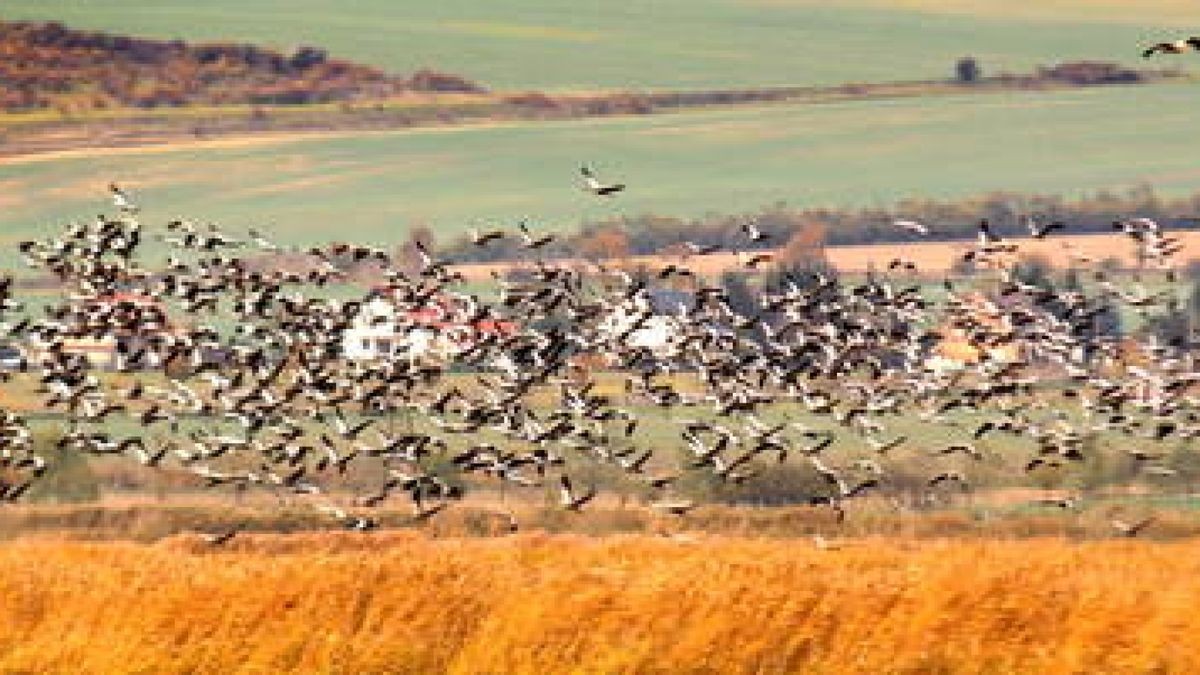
top-left (6, 34), bottom-right (1200, 542)
top-left (0, 170), bottom-right (1194, 543)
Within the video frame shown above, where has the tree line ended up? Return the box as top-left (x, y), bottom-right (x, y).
top-left (442, 185), bottom-right (1200, 263)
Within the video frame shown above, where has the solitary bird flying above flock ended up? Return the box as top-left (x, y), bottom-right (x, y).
top-left (469, 227), bottom-right (506, 247)
top-left (1143, 37), bottom-right (1200, 58)
top-left (109, 183), bottom-right (138, 213)
top-left (580, 166), bottom-right (626, 196)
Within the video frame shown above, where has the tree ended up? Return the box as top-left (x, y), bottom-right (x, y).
top-left (775, 220), bottom-right (828, 269)
top-left (956, 56), bottom-right (981, 84)
top-left (577, 226), bottom-right (630, 262)
top-left (1012, 254), bottom-right (1054, 291)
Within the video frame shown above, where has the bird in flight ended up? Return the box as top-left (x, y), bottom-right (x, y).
top-left (580, 166), bottom-right (626, 196)
top-left (1023, 214), bottom-right (1066, 239)
top-left (1143, 37), bottom-right (1200, 58)
top-left (200, 525), bottom-right (241, 546)
top-left (740, 220), bottom-right (770, 243)
top-left (109, 183), bottom-right (139, 213)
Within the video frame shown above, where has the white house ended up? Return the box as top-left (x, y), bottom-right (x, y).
top-left (341, 292), bottom-right (517, 363)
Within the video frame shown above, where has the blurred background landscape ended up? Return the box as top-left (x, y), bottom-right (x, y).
top-left (3, 0), bottom-right (1200, 255)
top-left (6, 4), bottom-right (1200, 672)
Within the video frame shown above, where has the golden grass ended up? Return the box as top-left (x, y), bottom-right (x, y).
top-left (0, 533), bottom-right (1197, 673)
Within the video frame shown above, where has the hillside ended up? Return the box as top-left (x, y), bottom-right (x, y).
top-left (0, 20), bottom-right (483, 112)
top-left (3, 0), bottom-right (1194, 91)
top-left (3, 84), bottom-right (1200, 262)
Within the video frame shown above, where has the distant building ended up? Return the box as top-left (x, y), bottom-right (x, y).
top-left (597, 288), bottom-right (690, 359)
top-left (342, 290), bottom-right (517, 363)
top-left (929, 292), bottom-right (1022, 370)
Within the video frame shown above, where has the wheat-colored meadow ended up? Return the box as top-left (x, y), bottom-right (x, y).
top-left (0, 532), bottom-right (1194, 673)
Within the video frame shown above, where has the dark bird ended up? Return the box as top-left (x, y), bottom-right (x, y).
top-left (1143, 37), bottom-right (1200, 58)
top-left (200, 526), bottom-right (241, 546)
top-left (558, 475), bottom-right (597, 512)
top-left (469, 227), bottom-right (506, 246)
top-left (1024, 214), bottom-right (1066, 239)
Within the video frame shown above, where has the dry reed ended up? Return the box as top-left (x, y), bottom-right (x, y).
top-left (0, 533), bottom-right (1196, 673)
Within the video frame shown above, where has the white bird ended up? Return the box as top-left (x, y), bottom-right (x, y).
top-left (109, 183), bottom-right (139, 213)
top-left (580, 166), bottom-right (625, 196)
top-left (740, 220), bottom-right (770, 243)
top-left (518, 220), bottom-right (555, 249)
top-left (558, 475), bottom-right (597, 511)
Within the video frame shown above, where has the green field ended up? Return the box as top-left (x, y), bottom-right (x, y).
top-left (1, 0), bottom-right (1192, 91)
top-left (3, 84), bottom-right (1200, 262)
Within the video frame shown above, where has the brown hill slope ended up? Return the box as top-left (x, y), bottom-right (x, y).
top-left (0, 20), bottom-right (484, 111)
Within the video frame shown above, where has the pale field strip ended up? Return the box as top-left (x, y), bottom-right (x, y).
top-left (451, 231), bottom-right (1200, 281)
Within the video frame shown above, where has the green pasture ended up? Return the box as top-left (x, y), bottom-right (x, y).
top-left (1, 0), bottom-right (1191, 91)
top-left (4, 84), bottom-right (1200, 266)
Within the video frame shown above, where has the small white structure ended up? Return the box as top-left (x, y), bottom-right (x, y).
top-left (341, 292), bottom-right (517, 363)
top-left (597, 292), bottom-right (684, 359)
top-left (342, 296), bottom-right (402, 361)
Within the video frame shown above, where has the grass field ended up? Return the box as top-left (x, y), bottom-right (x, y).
top-left (4, 84), bottom-right (1200, 267)
top-left (2, 0), bottom-right (1190, 92)
top-left (0, 534), bottom-right (1197, 673)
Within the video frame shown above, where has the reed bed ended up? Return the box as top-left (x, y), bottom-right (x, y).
top-left (0, 533), bottom-right (1196, 673)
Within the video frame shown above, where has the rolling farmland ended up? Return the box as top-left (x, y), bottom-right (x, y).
top-left (5, 4), bottom-right (1200, 672)
top-left (5, 84), bottom-right (1200, 266)
top-left (2, 0), bottom-right (1191, 91)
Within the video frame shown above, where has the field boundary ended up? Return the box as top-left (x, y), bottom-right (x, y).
top-left (0, 69), bottom-right (1189, 161)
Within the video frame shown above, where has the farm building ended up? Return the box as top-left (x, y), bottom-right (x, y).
top-left (929, 292), bottom-right (1023, 371)
top-left (342, 290), bottom-right (518, 363)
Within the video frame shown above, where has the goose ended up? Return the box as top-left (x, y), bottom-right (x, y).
top-left (518, 220), bottom-right (556, 249)
top-left (1023, 214), bottom-right (1065, 239)
top-left (866, 435), bottom-right (907, 455)
top-left (1143, 37), bottom-right (1200, 58)
top-left (109, 183), bottom-right (139, 213)
top-left (558, 474), bottom-right (597, 511)
top-left (681, 241), bottom-right (721, 257)
top-left (201, 526), bottom-right (241, 546)
top-left (644, 474), bottom-right (679, 490)
top-left (928, 471), bottom-right (969, 490)
top-left (740, 220), bottom-right (770, 243)
top-left (469, 227), bottom-right (506, 246)
top-left (580, 165), bottom-right (625, 196)
top-left (738, 250), bottom-right (774, 269)
top-left (411, 500), bottom-right (449, 523)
